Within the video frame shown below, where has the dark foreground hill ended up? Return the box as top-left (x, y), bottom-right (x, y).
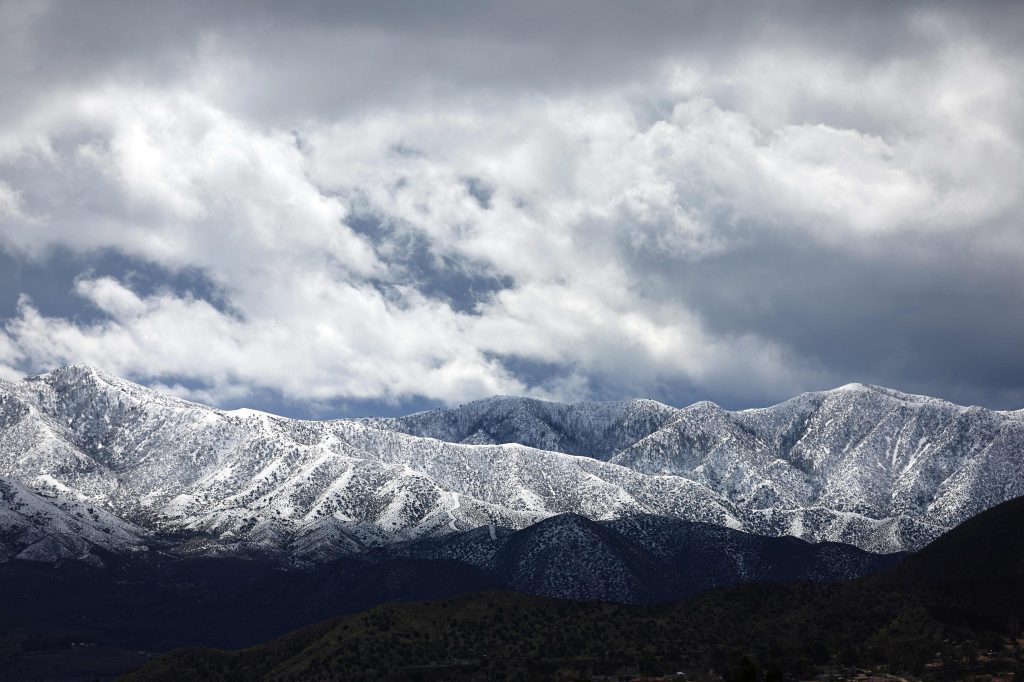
top-left (120, 495), bottom-right (1024, 681)
top-left (0, 514), bottom-right (896, 656)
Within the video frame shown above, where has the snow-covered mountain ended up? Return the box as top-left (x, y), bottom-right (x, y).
top-left (1, 365), bottom-right (1022, 563)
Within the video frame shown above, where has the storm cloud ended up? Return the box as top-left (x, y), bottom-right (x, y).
top-left (1, 0), bottom-right (1022, 414)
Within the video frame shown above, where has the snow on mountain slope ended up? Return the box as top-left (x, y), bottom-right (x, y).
top-left (610, 384), bottom-right (1024, 549)
top-left (0, 366), bottom-right (739, 561)
top-left (378, 513), bottom-right (902, 602)
top-left (369, 395), bottom-right (679, 459)
top-left (0, 366), bottom-right (1021, 562)
top-left (0, 476), bottom-right (147, 563)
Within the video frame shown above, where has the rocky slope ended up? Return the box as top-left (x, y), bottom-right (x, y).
top-left (382, 513), bottom-right (902, 601)
top-left (0, 477), bottom-right (147, 562)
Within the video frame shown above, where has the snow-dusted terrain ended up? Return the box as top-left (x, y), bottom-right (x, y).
top-left (378, 513), bottom-right (901, 602)
top-left (0, 365), bottom-right (1021, 563)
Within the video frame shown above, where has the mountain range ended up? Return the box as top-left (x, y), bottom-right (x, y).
top-left (2, 365), bottom-right (1024, 564)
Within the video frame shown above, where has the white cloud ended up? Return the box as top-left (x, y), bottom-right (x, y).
top-left (0, 180), bottom-right (32, 223)
top-left (4, 278), bottom-right (530, 403)
top-left (0, 7), bottom-right (1022, 409)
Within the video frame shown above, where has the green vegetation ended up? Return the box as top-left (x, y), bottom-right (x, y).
top-left (118, 582), bottom-right (1022, 681)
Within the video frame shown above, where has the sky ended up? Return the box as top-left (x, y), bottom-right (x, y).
top-left (1, 1), bottom-right (1023, 417)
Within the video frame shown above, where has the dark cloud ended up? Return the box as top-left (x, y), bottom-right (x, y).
top-left (6, 1), bottom-right (1022, 122)
top-left (635, 227), bottom-right (1024, 409)
top-left (346, 212), bottom-right (514, 314)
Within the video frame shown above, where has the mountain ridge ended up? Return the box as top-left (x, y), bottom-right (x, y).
top-left (1, 365), bottom-right (1022, 563)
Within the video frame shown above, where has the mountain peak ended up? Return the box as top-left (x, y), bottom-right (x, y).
top-left (833, 382), bottom-right (876, 393)
top-left (35, 363), bottom-right (129, 388)
top-left (681, 399), bottom-right (725, 412)
top-left (823, 382), bottom-right (963, 408)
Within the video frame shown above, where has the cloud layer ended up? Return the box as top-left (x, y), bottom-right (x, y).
top-left (1, 1), bottom-right (1023, 412)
